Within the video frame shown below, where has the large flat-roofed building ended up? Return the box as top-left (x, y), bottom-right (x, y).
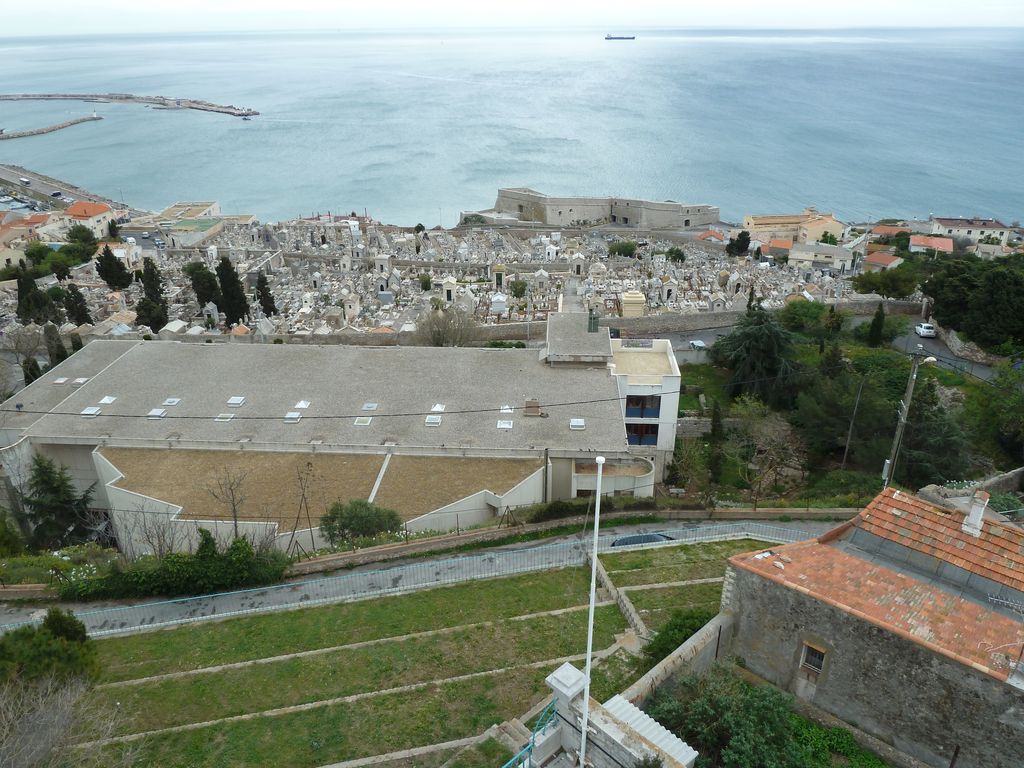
top-left (738, 207), bottom-right (845, 244)
top-left (724, 488), bottom-right (1024, 768)
top-left (0, 316), bottom-right (674, 553)
top-left (465, 188), bottom-right (720, 230)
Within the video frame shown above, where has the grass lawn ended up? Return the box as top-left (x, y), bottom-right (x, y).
top-left (100, 667), bottom-right (551, 768)
top-left (448, 738), bottom-right (513, 768)
top-left (97, 568), bottom-right (591, 684)
top-left (628, 583), bottom-right (724, 631)
top-left (678, 363), bottom-right (730, 414)
top-left (600, 539), bottom-right (769, 587)
top-left (88, 606), bottom-right (625, 737)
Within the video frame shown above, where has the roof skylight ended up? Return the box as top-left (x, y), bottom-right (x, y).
top-left (569, 418), bottom-right (586, 431)
top-left (294, 400), bottom-right (311, 409)
top-left (354, 416), bottom-right (373, 426)
top-left (362, 402), bottom-right (379, 411)
top-left (425, 414), bottom-right (442, 426)
top-left (284, 411), bottom-right (302, 423)
top-left (497, 420), bottom-right (514, 430)
top-left (147, 408), bottom-right (167, 420)
top-left (431, 404), bottom-right (446, 412)
top-left (163, 398), bottom-right (181, 406)
top-left (214, 413), bottom-right (235, 422)
top-left (226, 396), bottom-right (246, 407)
top-left (80, 406), bottom-right (101, 418)
top-left (99, 396), bottom-right (116, 405)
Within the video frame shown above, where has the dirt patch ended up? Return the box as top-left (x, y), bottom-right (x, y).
top-left (101, 448), bottom-right (383, 531)
top-left (372, 456), bottom-right (543, 518)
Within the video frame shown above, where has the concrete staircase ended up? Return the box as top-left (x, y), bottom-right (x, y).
top-left (602, 695), bottom-right (699, 767)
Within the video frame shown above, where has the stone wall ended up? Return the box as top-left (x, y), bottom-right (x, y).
top-left (592, 552), bottom-right (650, 641)
top-left (935, 325), bottom-right (1006, 366)
top-left (977, 466), bottom-right (1024, 495)
top-left (725, 565), bottom-right (1024, 768)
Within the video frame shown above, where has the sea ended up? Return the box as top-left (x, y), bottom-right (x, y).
top-left (0, 27), bottom-right (1022, 226)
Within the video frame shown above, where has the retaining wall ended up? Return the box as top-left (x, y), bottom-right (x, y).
top-left (592, 552), bottom-right (650, 641)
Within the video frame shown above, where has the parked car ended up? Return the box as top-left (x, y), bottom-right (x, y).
top-left (915, 322), bottom-right (937, 338)
top-left (689, 340), bottom-right (707, 350)
top-left (611, 532), bottom-right (673, 547)
top-left (50, 190), bottom-right (62, 197)
top-left (142, 231), bottom-right (150, 239)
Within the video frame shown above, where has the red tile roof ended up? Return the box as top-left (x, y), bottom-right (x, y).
top-left (855, 488), bottom-right (1024, 592)
top-left (871, 225), bottom-right (911, 236)
top-left (768, 238), bottom-right (793, 250)
top-left (698, 230), bottom-right (725, 242)
top-left (65, 201), bottom-right (112, 219)
top-left (910, 235), bottom-right (953, 252)
top-left (864, 252), bottom-right (902, 267)
top-left (732, 539), bottom-right (1024, 682)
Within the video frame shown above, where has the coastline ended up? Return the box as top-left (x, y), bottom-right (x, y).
top-left (0, 93), bottom-right (258, 118)
top-left (0, 114), bottom-right (102, 141)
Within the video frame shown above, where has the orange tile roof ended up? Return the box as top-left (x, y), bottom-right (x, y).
top-left (864, 252), bottom-right (902, 266)
top-left (768, 238), bottom-right (793, 250)
top-left (65, 201), bottom-right (112, 219)
top-left (910, 235), bottom-right (953, 252)
top-left (21, 213), bottom-right (50, 227)
top-left (856, 488), bottom-right (1024, 592)
top-left (871, 224), bottom-right (911, 236)
top-left (732, 539), bottom-right (1024, 682)
top-left (697, 230), bottom-right (725, 241)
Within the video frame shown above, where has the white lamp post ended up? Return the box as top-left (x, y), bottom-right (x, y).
top-left (579, 455), bottom-right (605, 767)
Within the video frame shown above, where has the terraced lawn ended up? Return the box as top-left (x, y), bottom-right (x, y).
top-left (628, 583), bottom-right (724, 631)
top-left (99, 667), bottom-right (551, 768)
top-left (600, 539), bottom-right (770, 587)
top-left (88, 606), bottom-right (625, 737)
top-left (98, 568), bottom-right (591, 684)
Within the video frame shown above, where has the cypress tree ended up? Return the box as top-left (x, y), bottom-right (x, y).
top-left (867, 302), bottom-right (885, 347)
top-left (43, 324), bottom-right (68, 366)
top-left (216, 256), bottom-right (249, 326)
top-left (141, 257), bottom-right (165, 304)
top-left (255, 271), bottom-right (277, 316)
top-left (22, 357), bottom-right (42, 385)
top-left (95, 245), bottom-right (133, 290)
top-left (183, 262), bottom-right (222, 309)
top-left (63, 283), bottom-right (93, 326)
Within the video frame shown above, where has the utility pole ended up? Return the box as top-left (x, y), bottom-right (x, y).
top-left (841, 377), bottom-right (865, 470)
top-left (579, 456), bottom-right (605, 768)
top-left (882, 346), bottom-right (935, 488)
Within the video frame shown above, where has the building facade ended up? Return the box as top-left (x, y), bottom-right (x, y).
top-left (723, 489), bottom-right (1024, 768)
top-left (930, 217), bottom-right (1010, 245)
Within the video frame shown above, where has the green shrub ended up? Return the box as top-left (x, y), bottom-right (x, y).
top-left (58, 529), bottom-right (289, 600)
top-left (0, 612), bottom-right (97, 683)
top-left (0, 515), bottom-right (24, 556)
top-left (852, 315), bottom-right (908, 345)
top-left (319, 500), bottom-right (402, 546)
top-left (643, 607), bottom-right (717, 665)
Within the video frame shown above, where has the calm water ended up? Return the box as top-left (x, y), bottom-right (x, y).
top-left (0, 28), bottom-right (1022, 226)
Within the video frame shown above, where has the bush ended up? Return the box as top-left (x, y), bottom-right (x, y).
top-left (0, 515), bottom-right (24, 556)
top-left (643, 607), bottom-right (717, 665)
top-left (0, 612), bottom-right (97, 683)
top-left (778, 301), bottom-right (827, 332)
top-left (319, 500), bottom-right (402, 546)
top-left (58, 529), bottom-right (289, 600)
top-left (527, 497), bottom-right (618, 523)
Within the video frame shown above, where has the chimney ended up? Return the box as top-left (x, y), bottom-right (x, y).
top-left (962, 489), bottom-right (989, 537)
top-left (524, 398), bottom-right (541, 417)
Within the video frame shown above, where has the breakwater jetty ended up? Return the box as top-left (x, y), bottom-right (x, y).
top-left (0, 114), bottom-right (103, 141)
top-left (0, 93), bottom-right (258, 117)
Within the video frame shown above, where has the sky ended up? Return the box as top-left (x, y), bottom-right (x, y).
top-left (3, 0), bottom-right (1023, 37)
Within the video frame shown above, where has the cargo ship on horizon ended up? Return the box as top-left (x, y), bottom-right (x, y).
top-left (605, 34), bottom-right (635, 40)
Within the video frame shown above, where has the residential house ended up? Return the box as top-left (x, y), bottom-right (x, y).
top-left (61, 202), bottom-right (115, 239)
top-left (909, 235), bottom-right (954, 254)
top-left (739, 208), bottom-right (845, 244)
top-left (788, 242), bottom-right (856, 274)
top-left (930, 217), bottom-right (1010, 246)
top-left (862, 252), bottom-right (904, 272)
top-left (724, 488), bottom-right (1024, 768)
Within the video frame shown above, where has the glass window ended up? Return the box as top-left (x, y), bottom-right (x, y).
top-left (802, 644), bottom-right (826, 673)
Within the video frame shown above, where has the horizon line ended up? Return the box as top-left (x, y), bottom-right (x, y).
top-left (2, 24), bottom-right (1023, 40)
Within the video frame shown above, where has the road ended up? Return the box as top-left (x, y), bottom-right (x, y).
top-left (653, 316), bottom-right (994, 382)
top-left (0, 164), bottom-right (144, 217)
top-left (0, 519), bottom-right (834, 636)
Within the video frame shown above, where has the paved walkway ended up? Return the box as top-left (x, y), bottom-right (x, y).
top-left (1, 521), bottom-right (830, 636)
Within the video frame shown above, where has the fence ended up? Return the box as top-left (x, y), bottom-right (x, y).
top-left (0, 523), bottom-right (810, 638)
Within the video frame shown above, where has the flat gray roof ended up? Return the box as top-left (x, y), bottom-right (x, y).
top-left (12, 341), bottom-right (628, 454)
top-left (545, 312), bottom-right (612, 361)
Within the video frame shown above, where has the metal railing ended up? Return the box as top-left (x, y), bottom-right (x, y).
top-left (0, 523), bottom-right (810, 638)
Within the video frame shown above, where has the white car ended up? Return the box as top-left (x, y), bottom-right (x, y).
top-left (914, 322), bottom-right (937, 338)
top-left (689, 340), bottom-right (707, 350)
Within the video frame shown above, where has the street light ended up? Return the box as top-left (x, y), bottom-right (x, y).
top-left (579, 456), bottom-right (605, 767)
top-left (882, 346), bottom-right (936, 488)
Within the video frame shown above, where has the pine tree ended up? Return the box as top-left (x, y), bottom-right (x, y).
top-left (95, 245), bottom-right (132, 290)
top-left (63, 283), bottom-right (93, 326)
top-left (255, 271), bottom-right (277, 316)
top-left (18, 453), bottom-right (95, 550)
top-left (867, 302), bottom-right (885, 347)
top-left (216, 256), bottom-right (249, 326)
